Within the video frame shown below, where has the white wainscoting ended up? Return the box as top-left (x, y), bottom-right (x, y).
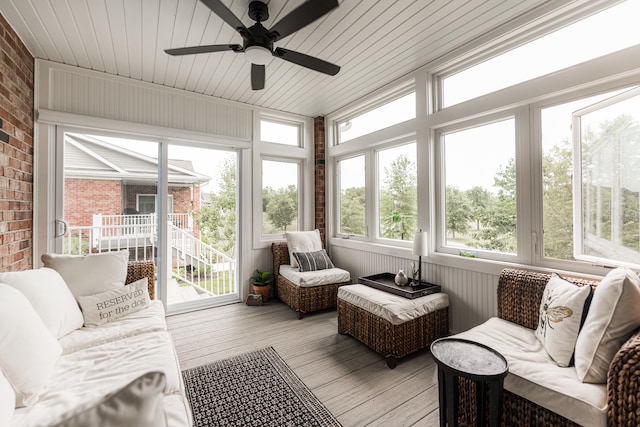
top-left (39, 61), bottom-right (252, 141)
top-left (330, 245), bottom-right (499, 334)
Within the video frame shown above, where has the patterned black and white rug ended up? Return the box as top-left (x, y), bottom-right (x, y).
top-left (182, 347), bottom-right (341, 427)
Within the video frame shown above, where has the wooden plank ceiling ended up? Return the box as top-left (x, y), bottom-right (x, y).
top-left (0, 0), bottom-right (547, 117)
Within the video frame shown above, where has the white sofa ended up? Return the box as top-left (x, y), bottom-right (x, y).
top-left (449, 268), bottom-right (640, 427)
top-left (0, 254), bottom-right (192, 427)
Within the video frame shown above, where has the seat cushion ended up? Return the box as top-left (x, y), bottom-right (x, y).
top-left (453, 317), bottom-right (606, 427)
top-left (279, 265), bottom-right (350, 287)
top-left (338, 284), bottom-right (449, 326)
top-left (13, 330), bottom-right (184, 426)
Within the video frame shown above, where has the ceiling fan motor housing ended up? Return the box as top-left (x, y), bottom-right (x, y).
top-left (248, 1), bottom-right (269, 22)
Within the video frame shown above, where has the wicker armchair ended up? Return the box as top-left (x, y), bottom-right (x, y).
top-left (456, 268), bottom-right (640, 427)
top-left (271, 241), bottom-right (351, 319)
top-left (125, 260), bottom-right (156, 299)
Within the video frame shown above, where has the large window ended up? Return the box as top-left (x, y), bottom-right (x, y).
top-left (442, 1), bottom-right (640, 107)
top-left (338, 156), bottom-right (366, 236)
top-left (327, 0), bottom-right (640, 273)
top-left (261, 160), bottom-right (299, 235)
top-left (335, 140), bottom-right (418, 244)
top-left (440, 119), bottom-right (517, 256)
top-left (260, 119), bottom-right (301, 146)
top-left (377, 143), bottom-right (417, 241)
top-left (540, 87), bottom-right (640, 267)
top-left (337, 92), bottom-right (415, 143)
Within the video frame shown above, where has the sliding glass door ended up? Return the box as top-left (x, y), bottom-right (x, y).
top-left (56, 129), bottom-right (239, 313)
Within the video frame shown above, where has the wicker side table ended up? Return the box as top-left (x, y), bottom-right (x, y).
top-left (431, 337), bottom-right (508, 427)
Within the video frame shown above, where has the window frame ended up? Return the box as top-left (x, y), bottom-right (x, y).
top-left (259, 157), bottom-right (302, 237)
top-left (433, 109), bottom-right (529, 264)
top-left (325, 1), bottom-right (640, 275)
top-left (252, 111), bottom-right (313, 249)
top-left (333, 135), bottom-right (418, 249)
top-left (259, 116), bottom-right (303, 147)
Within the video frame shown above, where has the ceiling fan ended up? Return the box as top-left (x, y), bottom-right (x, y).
top-left (165, 0), bottom-right (341, 90)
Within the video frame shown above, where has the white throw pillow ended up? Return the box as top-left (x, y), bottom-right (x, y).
top-left (285, 229), bottom-right (322, 268)
top-left (534, 273), bottom-right (593, 367)
top-left (0, 284), bottom-right (62, 407)
top-left (0, 268), bottom-right (84, 338)
top-left (41, 250), bottom-right (129, 298)
top-left (574, 267), bottom-right (640, 383)
top-left (77, 278), bottom-right (151, 327)
top-left (52, 371), bottom-right (167, 427)
top-left (0, 371), bottom-right (15, 425)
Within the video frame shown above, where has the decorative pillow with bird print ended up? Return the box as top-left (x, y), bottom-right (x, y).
top-left (535, 273), bottom-right (593, 367)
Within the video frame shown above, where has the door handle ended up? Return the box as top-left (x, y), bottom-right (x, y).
top-left (55, 219), bottom-right (68, 238)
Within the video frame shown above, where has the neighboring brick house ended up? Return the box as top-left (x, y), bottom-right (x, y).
top-left (63, 133), bottom-right (209, 239)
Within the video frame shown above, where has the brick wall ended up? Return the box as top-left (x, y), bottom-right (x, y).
top-left (314, 117), bottom-right (326, 244)
top-left (64, 179), bottom-right (122, 226)
top-left (0, 13), bottom-right (34, 271)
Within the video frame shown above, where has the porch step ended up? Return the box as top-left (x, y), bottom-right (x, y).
top-left (167, 278), bottom-right (201, 304)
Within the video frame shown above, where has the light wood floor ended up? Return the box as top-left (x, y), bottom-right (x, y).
top-left (167, 299), bottom-right (441, 427)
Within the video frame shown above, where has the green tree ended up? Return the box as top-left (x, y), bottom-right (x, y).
top-left (446, 186), bottom-right (471, 239)
top-left (341, 186), bottom-right (366, 235)
top-left (466, 186), bottom-right (491, 230)
top-left (473, 158), bottom-right (517, 252)
top-left (266, 186), bottom-right (297, 232)
top-left (195, 158), bottom-right (237, 257)
top-left (543, 138), bottom-right (574, 259)
top-left (379, 154), bottom-right (417, 240)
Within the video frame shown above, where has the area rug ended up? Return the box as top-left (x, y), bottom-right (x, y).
top-left (182, 346), bottom-right (341, 427)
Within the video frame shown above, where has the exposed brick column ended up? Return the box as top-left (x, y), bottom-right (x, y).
top-left (313, 117), bottom-right (326, 244)
top-left (0, 13), bottom-right (35, 271)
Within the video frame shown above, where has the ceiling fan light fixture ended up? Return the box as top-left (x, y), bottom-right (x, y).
top-left (245, 46), bottom-right (272, 64)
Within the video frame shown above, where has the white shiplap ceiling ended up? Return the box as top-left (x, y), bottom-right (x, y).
top-left (0, 0), bottom-right (551, 117)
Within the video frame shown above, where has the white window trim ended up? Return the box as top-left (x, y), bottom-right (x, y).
top-left (252, 111), bottom-right (313, 249)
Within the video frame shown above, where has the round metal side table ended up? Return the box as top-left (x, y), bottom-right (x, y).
top-left (430, 337), bottom-right (508, 427)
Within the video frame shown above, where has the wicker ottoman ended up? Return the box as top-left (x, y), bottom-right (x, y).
top-left (337, 284), bottom-right (449, 368)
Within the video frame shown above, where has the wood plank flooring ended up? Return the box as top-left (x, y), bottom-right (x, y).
top-left (167, 299), bottom-right (441, 427)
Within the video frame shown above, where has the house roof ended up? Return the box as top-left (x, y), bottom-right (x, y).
top-left (0, 1), bottom-right (592, 117)
top-left (64, 133), bottom-right (211, 185)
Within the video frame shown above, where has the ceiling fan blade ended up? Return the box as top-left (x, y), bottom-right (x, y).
top-left (200, 0), bottom-right (247, 32)
top-left (268, 0), bottom-right (339, 42)
top-left (251, 64), bottom-right (265, 90)
top-left (165, 44), bottom-right (242, 56)
top-left (274, 48), bottom-right (340, 76)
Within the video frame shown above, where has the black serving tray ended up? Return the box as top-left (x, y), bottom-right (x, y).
top-left (358, 273), bottom-right (441, 299)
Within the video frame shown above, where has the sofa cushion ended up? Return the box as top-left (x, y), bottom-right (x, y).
top-left (454, 317), bottom-right (606, 427)
top-left (338, 284), bottom-right (449, 325)
top-left (293, 249), bottom-right (335, 272)
top-left (279, 265), bottom-right (350, 287)
top-left (59, 300), bottom-right (167, 354)
top-left (53, 371), bottom-right (167, 427)
top-left (534, 273), bottom-right (593, 367)
top-left (285, 229), bottom-right (322, 268)
top-left (0, 284), bottom-right (63, 407)
top-left (42, 250), bottom-right (129, 298)
top-left (574, 267), bottom-right (640, 383)
top-left (13, 330), bottom-right (184, 425)
top-left (77, 278), bottom-right (151, 327)
top-left (0, 268), bottom-right (84, 338)
top-left (0, 371), bottom-right (15, 426)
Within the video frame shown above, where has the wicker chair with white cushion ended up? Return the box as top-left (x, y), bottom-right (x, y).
top-left (271, 230), bottom-right (351, 319)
